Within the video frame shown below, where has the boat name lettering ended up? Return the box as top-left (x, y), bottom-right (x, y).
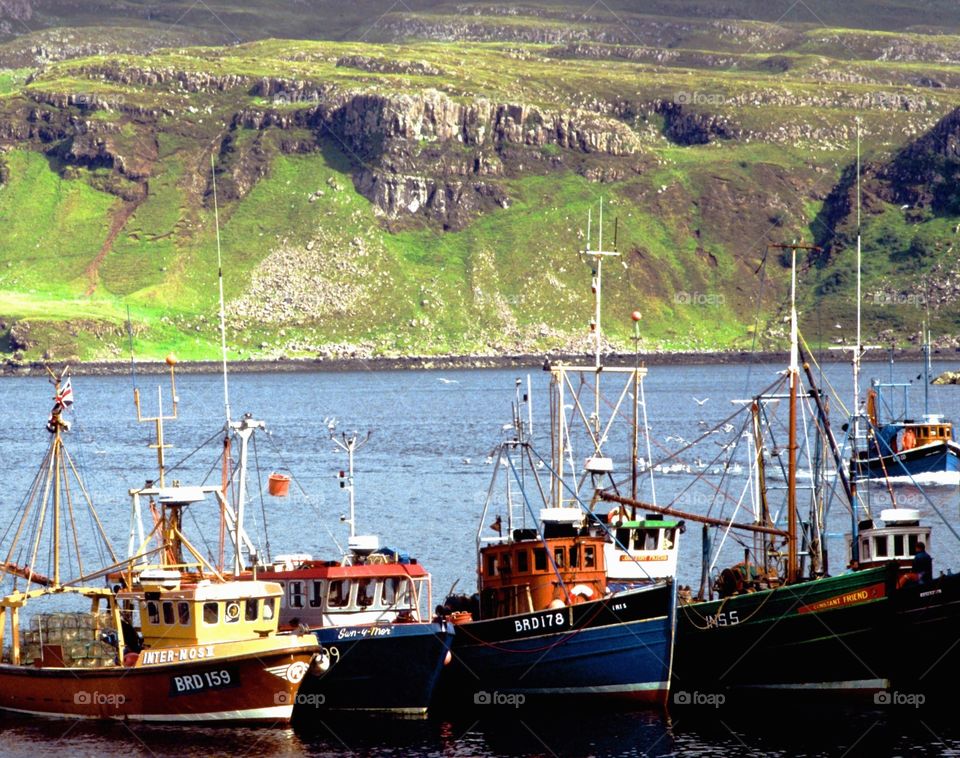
top-left (797, 583), bottom-right (885, 614)
top-left (169, 668), bottom-right (238, 697)
top-left (919, 588), bottom-right (942, 599)
top-left (141, 645), bottom-right (215, 665)
top-left (706, 610), bottom-right (739, 628)
top-left (610, 602), bottom-right (627, 611)
top-left (336, 626), bottom-right (394, 640)
top-left (619, 554), bottom-right (669, 561)
top-left (513, 612), bottom-right (564, 634)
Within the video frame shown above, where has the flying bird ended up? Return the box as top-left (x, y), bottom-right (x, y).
top-left (437, 377), bottom-right (459, 384)
top-left (693, 397), bottom-right (709, 406)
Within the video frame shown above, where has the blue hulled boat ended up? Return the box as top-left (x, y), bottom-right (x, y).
top-left (442, 204), bottom-right (676, 707)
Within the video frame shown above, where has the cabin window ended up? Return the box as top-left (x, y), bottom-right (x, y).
top-left (874, 536), bottom-right (888, 558)
top-left (553, 548), bottom-right (565, 568)
top-left (224, 602), bottom-right (241, 623)
top-left (486, 555), bottom-right (497, 576)
top-left (643, 530), bottom-right (659, 550)
top-left (310, 581), bottom-right (325, 608)
top-left (288, 581), bottom-right (304, 609)
top-left (861, 539), bottom-right (870, 559)
top-left (203, 602), bottom-right (219, 625)
top-left (663, 529), bottom-right (675, 550)
top-left (328, 580), bottom-right (350, 608)
top-left (894, 535), bottom-right (905, 557)
top-left (357, 579), bottom-right (377, 608)
top-left (584, 546), bottom-right (596, 568)
top-left (517, 550), bottom-right (529, 573)
top-left (245, 599), bottom-right (259, 621)
top-left (615, 528), bottom-right (631, 550)
top-left (146, 601), bottom-right (160, 625)
top-left (500, 553), bottom-right (512, 574)
top-left (264, 599), bottom-right (276, 620)
top-left (382, 578), bottom-right (412, 609)
top-left (162, 601), bottom-right (175, 625)
top-left (178, 601), bottom-right (190, 625)
top-left (569, 545), bottom-right (579, 568)
top-left (534, 548), bottom-right (547, 571)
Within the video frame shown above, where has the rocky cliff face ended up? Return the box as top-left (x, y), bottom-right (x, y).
top-left (232, 84), bottom-right (644, 227)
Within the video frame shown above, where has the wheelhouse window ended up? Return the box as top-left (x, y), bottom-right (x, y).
top-left (382, 578), bottom-right (412, 609)
top-left (357, 579), bottom-right (377, 608)
top-left (893, 535), bottom-right (905, 557)
top-left (310, 580), bottom-right (325, 608)
top-left (288, 581), bottom-right (305, 609)
top-left (225, 601), bottom-right (242, 623)
top-left (328, 579), bottom-right (351, 608)
top-left (203, 602), bottom-right (219, 624)
top-left (178, 601), bottom-right (190, 625)
top-left (553, 547), bottom-right (565, 568)
top-left (908, 534), bottom-right (921, 554)
top-left (486, 555), bottom-right (497, 576)
top-left (569, 545), bottom-right (579, 568)
top-left (162, 601), bottom-right (175, 625)
top-left (245, 598), bottom-right (259, 621)
top-left (584, 546), bottom-right (596, 568)
top-left (534, 548), bottom-right (547, 571)
top-left (145, 601), bottom-right (160, 625)
top-left (663, 529), bottom-right (675, 550)
top-left (263, 598), bottom-right (276, 620)
top-left (500, 553), bottom-right (512, 574)
top-left (874, 536), bottom-right (888, 558)
top-left (614, 528), bottom-right (631, 550)
top-left (517, 550), bottom-right (529, 573)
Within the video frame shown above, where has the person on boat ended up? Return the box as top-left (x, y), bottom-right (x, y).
top-left (912, 542), bottom-right (933, 584)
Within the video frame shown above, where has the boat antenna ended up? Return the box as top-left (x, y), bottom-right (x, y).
top-left (331, 430), bottom-right (372, 539)
top-left (126, 304), bottom-right (137, 391)
top-left (582, 198), bottom-right (620, 433)
top-left (212, 152), bottom-right (231, 426)
top-left (854, 116), bottom-right (862, 441)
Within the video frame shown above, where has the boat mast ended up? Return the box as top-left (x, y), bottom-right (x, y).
top-left (787, 247), bottom-right (799, 583)
top-left (768, 241), bottom-right (820, 582)
top-left (331, 430), bottom-right (372, 539)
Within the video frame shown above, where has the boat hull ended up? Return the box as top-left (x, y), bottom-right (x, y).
top-left (673, 566), bottom-right (895, 697)
top-left (441, 581), bottom-right (676, 707)
top-left (0, 645), bottom-right (316, 722)
top-left (296, 621), bottom-right (455, 716)
top-left (889, 572), bottom-right (960, 704)
top-left (851, 440), bottom-right (960, 481)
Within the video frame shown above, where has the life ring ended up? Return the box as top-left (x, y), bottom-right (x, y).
top-left (225, 602), bottom-right (241, 621)
top-left (901, 429), bottom-right (917, 451)
top-left (569, 584), bottom-right (596, 604)
top-left (607, 508), bottom-right (626, 526)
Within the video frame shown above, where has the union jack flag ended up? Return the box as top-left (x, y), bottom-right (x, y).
top-left (56, 377), bottom-right (74, 407)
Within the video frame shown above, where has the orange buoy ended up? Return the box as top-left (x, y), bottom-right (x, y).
top-left (268, 472), bottom-right (291, 497)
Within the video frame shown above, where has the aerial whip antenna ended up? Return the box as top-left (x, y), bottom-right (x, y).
top-left (211, 152), bottom-right (231, 425)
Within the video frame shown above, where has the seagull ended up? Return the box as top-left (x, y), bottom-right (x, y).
top-left (693, 397), bottom-right (709, 406)
top-left (437, 377), bottom-right (459, 384)
top-left (462, 457), bottom-right (471, 465)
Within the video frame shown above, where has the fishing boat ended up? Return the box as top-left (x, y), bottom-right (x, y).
top-left (441, 204), bottom-right (677, 707)
top-left (251, 431), bottom-right (454, 715)
top-left (120, 363), bottom-right (453, 715)
top-left (603, 244), bottom-right (897, 698)
top-left (849, 339), bottom-right (960, 482)
top-left (0, 368), bottom-right (319, 722)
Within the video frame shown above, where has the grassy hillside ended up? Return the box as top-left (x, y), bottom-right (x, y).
top-left (0, 6), bottom-right (959, 360)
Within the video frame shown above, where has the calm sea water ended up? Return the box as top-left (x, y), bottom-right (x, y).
top-left (1, 357), bottom-right (959, 756)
